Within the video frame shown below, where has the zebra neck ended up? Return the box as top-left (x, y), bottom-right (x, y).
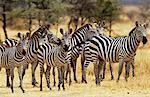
top-left (14, 46), bottom-right (25, 61)
top-left (128, 34), bottom-right (140, 52)
top-left (29, 37), bottom-right (39, 52)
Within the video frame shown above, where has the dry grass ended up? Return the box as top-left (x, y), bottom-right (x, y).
top-left (0, 49), bottom-right (150, 97)
top-left (0, 21), bottom-right (150, 97)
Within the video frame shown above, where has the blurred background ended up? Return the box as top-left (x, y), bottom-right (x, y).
top-left (0, 1), bottom-right (150, 96)
top-left (0, 0), bottom-right (150, 41)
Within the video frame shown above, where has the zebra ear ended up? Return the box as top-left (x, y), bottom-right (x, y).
top-left (135, 21), bottom-right (139, 27)
top-left (95, 24), bottom-right (99, 28)
top-left (17, 32), bottom-right (22, 39)
top-left (60, 28), bottom-right (64, 35)
top-left (69, 28), bottom-right (73, 35)
top-left (45, 24), bottom-right (50, 30)
top-left (26, 32), bottom-right (31, 39)
top-left (143, 23), bottom-right (149, 29)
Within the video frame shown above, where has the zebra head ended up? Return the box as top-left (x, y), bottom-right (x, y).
top-left (17, 32), bottom-right (30, 56)
top-left (47, 32), bottom-right (61, 45)
top-left (130, 21), bottom-right (148, 44)
top-left (59, 28), bottom-right (72, 51)
top-left (36, 25), bottom-right (50, 38)
top-left (39, 34), bottom-right (49, 46)
top-left (85, 23), bottom-right (105, 40)
top-left (95, 22), bottom-right (105, 35)
top-left (36, 25), bottom-right (61, 45)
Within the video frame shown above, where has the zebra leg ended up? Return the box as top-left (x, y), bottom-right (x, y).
top-left (61, 66), bottom-right (65, 90)
top-left (45, 65), bottom-right (52, 90)
top-left (109, 63), bottom-right (114, 80)
top-left (10, 68), bottom-right (14, 93)
top-left (125, 63), bottom-right (130, 82)
top-left (6, 69), bottom-right (10, 87)
top-left (94, 61), bottom-right (100, 85)
top-left (131, 62), bottom-right (135, 78)
top-left (52, 67), bottom-right (56, 87)
top-left (66, 63), bottom-right (72, 85)
top-left (31, 61), bottom-right (38, 86)
top-left (68, 64), bottom-right (72, 86)
top-left (65, 65), bottom-right (69, 82)
top-left (102, 63), bottom-right (106, 79)
top-left (18, 66), bottom-right (25, 93)
top-left (57, 67), bottom-right (61, 91)
top-left (82, 60), bottom-right (90, 84)
top-left (73, 59), bottom-right (78, 83)
top-left (40, 64), bottom-right (44, 91)
top-left (81, 53), bottom-right (85, 82)
top-left (99, 61), bottom-right (104, 82)
top-left (117, 59), bottom-right (124, 82)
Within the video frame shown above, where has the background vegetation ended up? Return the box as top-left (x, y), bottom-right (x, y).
top-left (0, 0), bottom-right (150, 97)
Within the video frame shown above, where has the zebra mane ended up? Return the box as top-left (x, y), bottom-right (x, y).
top-left (72, 24), bottom-right (91, 37)
top-left (129, 27), bottom-right (136, 36)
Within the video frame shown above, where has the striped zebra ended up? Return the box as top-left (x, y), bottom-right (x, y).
top-left (2, 33), bottom-right (33, 87)
top-left (3, 38), bottom-right (18, 47)
top-left (38, 28), bottom-right (72, 91)
top-left (25, 25), bottom-right (61, 86)
top-left (82, 21), bottom-right (148, 85)
top-left (0, 32), bottom-right (30, 93)
top-left (65, 23), bottom-right (103, 83)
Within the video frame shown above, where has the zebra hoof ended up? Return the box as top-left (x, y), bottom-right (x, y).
top-left (116, 80), bottom-right (119, 83)
top-left (58, 85), bottom-right (60, 91)
top-left (40, 88), bottom-right (42, 91)
top-left (6, 85), bottom-right (10, 88)
top-left (125, 78), bottom-right (128, 82)
top-left (22, 89), bottom-right (25, 93)
top-left (11, 87), bottom-right (14, 93)
top-left (84, 80), bottom-right (87, 84)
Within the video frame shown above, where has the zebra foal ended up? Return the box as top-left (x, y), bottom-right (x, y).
top-left (0, 32), bottom-right (30, 93)
top-left (38, 28), bottom-right (71, 91)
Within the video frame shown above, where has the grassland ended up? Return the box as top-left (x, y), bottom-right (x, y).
top-left (0, 21), bottom-right (150, 97)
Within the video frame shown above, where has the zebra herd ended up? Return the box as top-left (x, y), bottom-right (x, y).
top-left (0, 21), bottom-right (148, 93)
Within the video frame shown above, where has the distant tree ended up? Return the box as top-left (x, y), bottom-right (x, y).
top-left (139, 0), bottom-right (150, 22)
top-left (91, 0), bottom-right (121, 36)
top-left (8, 0), bottom-right (67, 33)
top-left (64, 0), bottom-right (97, 31)
top-left (0, 0), bottom-right (17, 39)
top-left (64, 0), bottom-right (120, 34)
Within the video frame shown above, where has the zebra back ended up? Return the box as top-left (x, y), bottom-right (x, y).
top-left (3, 38), bottom-right (18, 47)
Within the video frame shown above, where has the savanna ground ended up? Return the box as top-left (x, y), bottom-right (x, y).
top-left (0, 20), bottom-right (150, 97)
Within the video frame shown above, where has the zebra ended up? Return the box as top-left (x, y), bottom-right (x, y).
top-left (65, 22), bottom-right (106, 83)
top-left (25, 25), bottom-right (61, 86)
top-left (2, 33), bottom-right (29, 87)
top-left (38, 28), bottom-right (72, 91)
top-left (65, 23), bottom-right (103, 83)
top-left (0, 32), bottom-right (30, 93)
top-left (82, 21), bottom-right (148, 85)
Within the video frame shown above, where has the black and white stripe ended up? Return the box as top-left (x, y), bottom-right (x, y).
top-left (65, 24), bottom-right (103, 83)
top-left (82, 22), bottom-right (148, 84)
top-left (0, 33), bottom-right (30, 93)
top-left (38, 28), bottom-right (71, 91)
top-left (3, 38), bottom-right (18, 47)
top-left (25, 25), bottom-right (61, 86)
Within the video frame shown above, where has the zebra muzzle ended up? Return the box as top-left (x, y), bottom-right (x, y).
top-left (142, 36), bottom-right (148, 44)
top-left (22, 49), bottom-right (26, 56)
